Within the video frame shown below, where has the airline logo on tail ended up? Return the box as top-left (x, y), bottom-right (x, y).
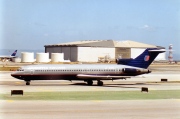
top-left (144, 55), bottom-right (150, 61)
top-left (11, 50), bottom-right (17, 56)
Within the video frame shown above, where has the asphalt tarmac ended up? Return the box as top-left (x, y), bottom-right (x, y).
top-left (0, 65), bottom-right (180, 119)
top-left (1, 100), bottom-right (180, 119)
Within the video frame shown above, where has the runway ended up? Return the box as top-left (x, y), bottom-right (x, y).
top-left (0, 68), bottom-right (180, 119)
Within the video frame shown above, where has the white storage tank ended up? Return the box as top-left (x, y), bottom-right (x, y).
top-left (21, 52), bottom-right (34, 63)
top-left (51, 53), bottom-right (64, 62)
top-left (12, 57), bottom-right (21, 63)
top-left (36, 53), bottom-right (49, 63)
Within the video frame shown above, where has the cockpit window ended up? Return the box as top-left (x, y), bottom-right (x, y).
top-left (17, 68), bottom-right (24, 71)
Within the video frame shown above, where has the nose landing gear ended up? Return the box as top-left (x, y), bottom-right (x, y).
top-left (25, 81), bottom-right (31, 85)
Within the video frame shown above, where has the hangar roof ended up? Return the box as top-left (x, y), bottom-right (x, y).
top-left (44, 40), bottom-right (163, 48)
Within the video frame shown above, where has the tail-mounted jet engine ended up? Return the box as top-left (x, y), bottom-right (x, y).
top-left (116, 58), bottom-right (133, 65)
top-left (122, 68), bottom-right (151, 74)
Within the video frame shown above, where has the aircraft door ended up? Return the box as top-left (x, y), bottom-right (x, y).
top-left (31, 69), bottom-right (34, 75)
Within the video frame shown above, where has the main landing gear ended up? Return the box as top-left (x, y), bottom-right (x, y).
top-left (25, 81), bottom-right (31, 85)
top-left (86, 80), bottom-right (104, 86)
top-left (87, 80), bottom-right (93, 86)
top-left (97, 80), bottom-right (103, 86)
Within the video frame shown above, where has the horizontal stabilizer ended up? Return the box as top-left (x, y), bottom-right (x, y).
top-left (148, 49), bottom-right (166, 52)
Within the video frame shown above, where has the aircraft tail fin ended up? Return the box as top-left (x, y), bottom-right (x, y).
top-left (117, 48), bottom-right (165, 68)
top-left (11, 50), bottom-right (17, 56)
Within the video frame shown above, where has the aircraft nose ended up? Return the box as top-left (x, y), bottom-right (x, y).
top-left (11, 71), bottom-right (20, 79)
top-left (11, 72), bottom-right (16, 78)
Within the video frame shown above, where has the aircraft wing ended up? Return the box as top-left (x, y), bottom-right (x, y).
top-left (76, 74), bottom-right (131, 80)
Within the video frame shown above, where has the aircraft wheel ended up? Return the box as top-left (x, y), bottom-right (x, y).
top-left (26, 81), bottom-right (30, 85)
top-left (87, 80), bottom-right (93, 86)
top-left (97, 81), bottom-right (103, 86)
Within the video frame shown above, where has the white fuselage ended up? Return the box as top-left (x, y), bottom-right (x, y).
top-left (11, 64), bottom-right (150, 81)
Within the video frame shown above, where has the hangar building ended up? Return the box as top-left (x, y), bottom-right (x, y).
top-left (44, 40), bottom-right (165, 62)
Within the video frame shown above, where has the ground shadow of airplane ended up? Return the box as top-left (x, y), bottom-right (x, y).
top-left (70, 82), bottom-right (160, 88)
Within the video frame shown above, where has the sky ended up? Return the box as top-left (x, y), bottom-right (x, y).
top-left (0, 0), bottom-right (180, 59)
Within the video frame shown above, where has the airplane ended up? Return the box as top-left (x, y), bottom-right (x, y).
top-left (0, 50), bottom-right (18, 61)
top-left (11, 48), bottom-right (165, 86)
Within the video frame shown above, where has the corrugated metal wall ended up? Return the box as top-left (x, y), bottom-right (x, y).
top-left (70, 47), bottom-right (78, 61)
top-left (45, 46), bottom-right (166, 62)
top-left (45, 46), bottom-right (78, 61)
top-left (131, 48), bottom-right (145, 58)
top-left (115, 48), bottom-right (131, 59)
top-left (61, 47), bottom-right (70, 60)
top-left (78, 47), bottom-right (115, 62)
